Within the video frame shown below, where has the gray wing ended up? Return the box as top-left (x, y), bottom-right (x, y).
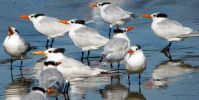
top-left (103, 37), bottom-right (129, 54)
top-left (157, 19), bottom-right (194, 37)
top-left (39, 16), bottom-right (70, 33)
top-left (21, 92), bottom-right (46, 100)
top-left (104, 5), bottom-right (132, 20)
top-left (72, 26), bottom-right (108, 47)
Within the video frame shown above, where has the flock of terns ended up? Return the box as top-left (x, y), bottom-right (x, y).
top-left (2, 1), bottom-right (199, 100)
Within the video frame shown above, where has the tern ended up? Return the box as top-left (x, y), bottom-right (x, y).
top-left (89, 2), bottom-right (137, 38)
top-left (100, 26), bottom-right (134, 69)
top-left (33, 48), bottom-right (113, 80)
top-left (3, 27), bottom-right (30, 69)
top-left (143, 12), bottom-right (199, 56)
top-left (124, 45), bottom-right (146, 85)
top-left (20, 13), bottom-right (70, 48)
top-left (58, 19), bottom-right (109, 61)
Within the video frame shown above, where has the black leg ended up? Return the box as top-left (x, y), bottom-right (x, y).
top-left (108, 28), bottom-right (112, 39)
top-left (87, 58), bottom-right (90, 66)
top-left (110, 63), bottom-right (113, 69)
top-left (10, 58), bottom-right (13, 70)
top-left (50, 38), bottom-right (54, 48)
top-left (161, 42), bottom-right (172, 53)
top-left (161, 42), bottom-right (173, 60)
top-left (81, 51), bottom-right (84, 63)
top-left (20, 59), bottom-right (23, 70)
top-left (87, 50), bottom-right (90, 59)
top-left (46, 38), bottom-right (49, 48)
top-left (139, 74), bottom-right (141, 85)
top-left (117, 63), bottom-right (120, 69)
top-left (99, 55), bottom-right (104, 63)
top-left (128, 75), bottom-right (131, 86)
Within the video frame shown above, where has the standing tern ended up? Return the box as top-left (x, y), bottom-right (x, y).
top-left (3, 27), bottom-right (30, 69)
top-left (33, 48), bottom-right (113, 80)
top-left (21, 87), bottom-right (47, 100)
top-left (124, 45), bottom-right (146, 85)
top-left (20, 13), bottom-right (70, 48)
top-left (39, 61), bottom-right (70, 95)
top-left (100, 26), bottom-right (134, 69)
top-left (143, 12), bottom-right (199, 56)
top-left (58, 19), bottom-right (109, 61)
top-left (89, 2), bottom-right (137, 38)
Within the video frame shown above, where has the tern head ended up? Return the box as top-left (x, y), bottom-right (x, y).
top-left (127, 45), bottom-right (142, 55)
top-left (33, 48), bottom-right (65, 56)
top-left (20, 13), bottom-right (45, 22)
top-left (33, 48), bottom-right (65, 61)
top-left (113, 26), bottom-right (135, 34)
top-left (89, 2), bottom-right (111, 8)
top-left (143, 12), bottom-right (168, 20)
top-left (7, 27), bottom-right (19, 38)
top-left (59, 19), bottom-right (85, 25)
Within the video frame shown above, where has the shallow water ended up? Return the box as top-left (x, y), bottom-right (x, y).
top-left (0, 0), bottom-right (199, 100)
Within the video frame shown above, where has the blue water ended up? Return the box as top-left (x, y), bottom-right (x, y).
top-left (0, 0), bottom-right (199, 100)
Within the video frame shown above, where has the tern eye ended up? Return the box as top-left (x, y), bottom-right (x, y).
top-left (15, 29), bottom-right (19, 33)
top-left (48, 51), bottom-right (52, 53)
top-left (30, 16), bottom-right (33, 18)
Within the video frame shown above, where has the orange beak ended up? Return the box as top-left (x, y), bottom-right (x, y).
top-left (47, 87), bottom-right (58, 95)
top-left (58, 20), bottom-right (70, 24)
top-left (128, 49), bottom-right (134, 54)
top-left (89, 3), bottom-right (97, 8)
top-left (127, 26), bottom-right (135, 32)
top-left (143, 14), bottom-right (152, 19)
top-left (20, 15), bottom-right (30, 20)
top-left (32, 51), bottom-right (47, 56)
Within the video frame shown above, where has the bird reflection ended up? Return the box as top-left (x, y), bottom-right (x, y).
top-left (99, 82), bottom-right (128, 100)
top-left (4, 76), bottom-right (32, 100)
top-left (125, 86), bottom-right (146, 100)
top-left (145, 59), bottom-right (199, 89)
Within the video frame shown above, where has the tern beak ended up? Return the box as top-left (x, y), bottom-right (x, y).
top-left (47, 87), bottom-right (57, 95)
top-left (58, 20), bottom-right (70, 24)
top-left (20, 15), bottom-right (30, 19)
top-left (143, 14), bottom-right (152, 19)
top-left (127, 26), bottom-right (135, 32)
top-left (32, 51), bottom-right (46, 56)
top-left (89, 3), bottom-right (98, 8)
top-left (128, 49), bottom-right (134, 54)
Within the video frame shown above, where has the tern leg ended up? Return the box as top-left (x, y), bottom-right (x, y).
top-left (87, 50), bottom-right (90, 59)
top-left (46, 38), bottom-right (49, 48)
top-left (161, 42), bottom-right (173, 60)
top-left (128, 74), bottom-right (131, 86)
top-left (108, 28), bottom-right (112, 39)
top-left (161, 42), bottom-right (172, 53)
top-left (10, 58), bottom-right (13, 70)
top-left (20, 59), bottom-right (23, 70)
top-left (139, 74), bottom-right (141, 85)
top-left (110, 63), bottom-right (113, 69)
top-left (99, 55), bottom-right (104, 63)
top-left (117, 63), bottom-right (120, 69)
top-left (50, 38), bottom-right (54, 48)
top-left (81, 51), bottom-right (84, 63)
